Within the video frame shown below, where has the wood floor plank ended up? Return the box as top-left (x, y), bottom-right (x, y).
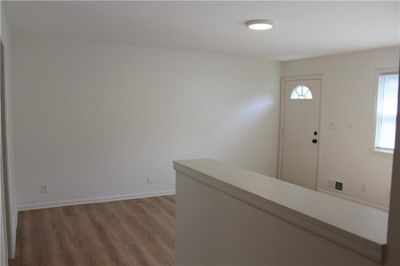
top-left (30, 209), bottom-right (52, 266)
top-left (12, 211), bottom-right (32, 266)
top-left (107, 201), bottom-right (168, 265)
top-left (9, 196), bottom-right (176, 266)
top-left (116, 201), bottom-right (174, 265)
top-left (120, 200), bottom-right (174, 249)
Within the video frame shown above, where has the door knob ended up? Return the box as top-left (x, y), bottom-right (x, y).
top-left (312, 139), bottom-right (318, 144)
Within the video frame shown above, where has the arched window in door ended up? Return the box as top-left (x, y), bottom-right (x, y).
top-left (290, 85), bottom-right (313, 100)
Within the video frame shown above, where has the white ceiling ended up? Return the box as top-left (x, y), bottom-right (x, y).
top-left (5, 1), bottom-right (400, 61)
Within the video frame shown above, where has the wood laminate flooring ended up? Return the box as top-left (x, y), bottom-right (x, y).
top-left (9, 196), bottom-right (175, 266)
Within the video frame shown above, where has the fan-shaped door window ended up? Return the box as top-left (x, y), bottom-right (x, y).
top-left (290, 85), bottom-right (313, 100)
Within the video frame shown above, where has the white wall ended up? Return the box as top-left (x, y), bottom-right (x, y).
top-left (1, 2), bottom-right (17, 260)
top-left (12, 39), bottom-right (281, 209)
top-left (282, 46), bottom-right (400, 209)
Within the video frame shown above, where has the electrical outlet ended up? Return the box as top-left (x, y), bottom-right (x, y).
top-left (348, 123), bottom-right (353, 132)
top-left (146, 177), bottom-right (152, 184)
top-left (41, 184), bottom-right (47, 194)
top-left (328, 179), bottom-right (335, 189)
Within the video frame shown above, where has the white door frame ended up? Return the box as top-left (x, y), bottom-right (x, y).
top-left (0, 39), bottom-right (8, 266)
top-left (278, 74), bottom-right (323, 190)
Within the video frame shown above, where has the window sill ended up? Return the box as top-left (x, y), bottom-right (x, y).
top-left (372, 148), bottom-right (394, 156)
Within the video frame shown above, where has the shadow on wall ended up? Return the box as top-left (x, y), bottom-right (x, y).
top-left (212, 95), bottom-right (276, 172)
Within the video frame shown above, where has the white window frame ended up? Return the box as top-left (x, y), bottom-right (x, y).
top-left (372, 69), bottom-right (398, 156)
top-left (290, 85), bottom-right (313, 100)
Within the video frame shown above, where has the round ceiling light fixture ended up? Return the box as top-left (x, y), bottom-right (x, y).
top-left (245, 19), bottom-right (274, 31)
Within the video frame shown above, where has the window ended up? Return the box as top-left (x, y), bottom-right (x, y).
top-left (290, 85), bottom-right (313, 100)
top-left (375, 73), bottom-right (399, 153)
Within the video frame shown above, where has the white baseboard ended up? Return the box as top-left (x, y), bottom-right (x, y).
top-left (18, 190), bottom-right (176, 211)
top-left (8, 210), bottom-right (17, 259)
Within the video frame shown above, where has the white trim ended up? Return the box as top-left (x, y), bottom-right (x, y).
top-left (318, 188), bottom-right (388, 212)
top-left (277, 78), bottom-right (285, 179)
top-left (373, 147), bottom-right (394, 155)
top-left (18, 190), bottom-right (176, 211)
top-left (8, 210), bottom-right (16, 259)
top-left (280, 73), bottom-right (324, 81)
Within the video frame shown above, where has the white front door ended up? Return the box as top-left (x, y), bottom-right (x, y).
top-left (280, 79), bottom-right (321, 189)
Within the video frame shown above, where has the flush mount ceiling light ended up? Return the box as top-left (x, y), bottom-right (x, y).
top-left (245, 19), bottom-right (275, 31)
